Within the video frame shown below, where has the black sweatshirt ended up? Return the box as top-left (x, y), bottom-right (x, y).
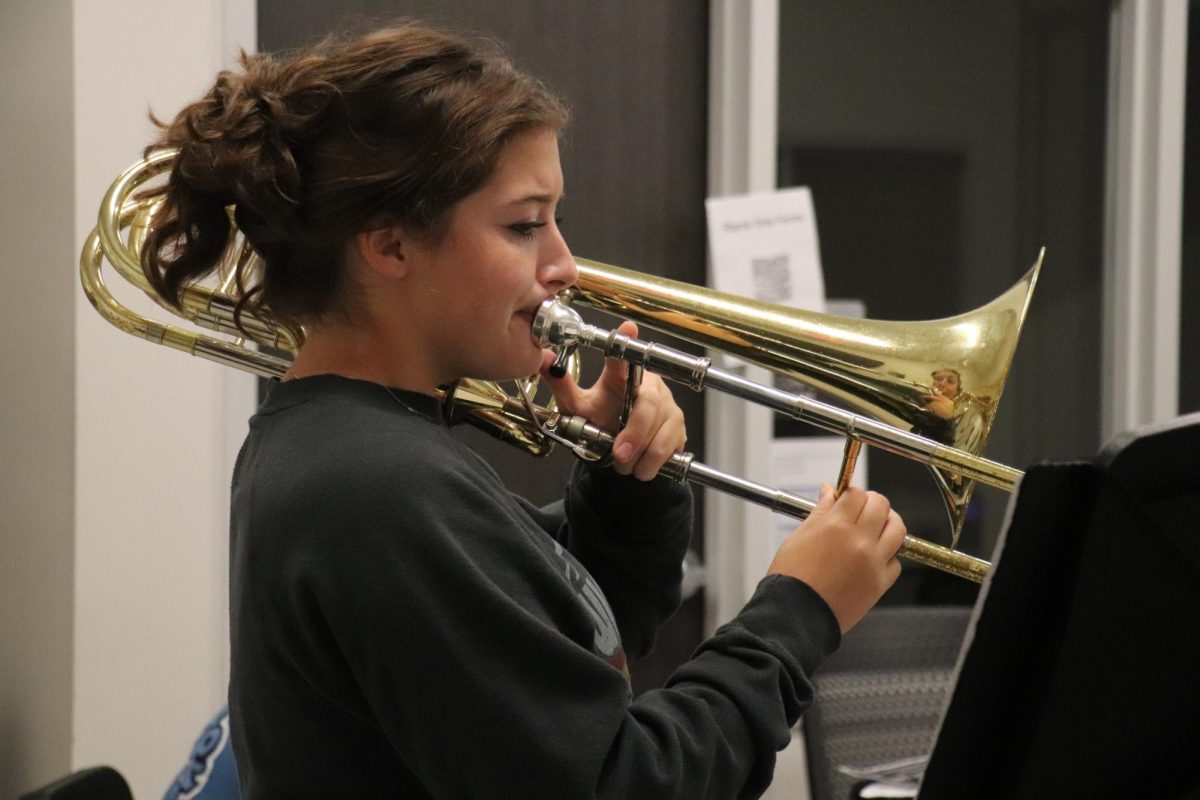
top-left (229, 375), bottom-right (841, 799)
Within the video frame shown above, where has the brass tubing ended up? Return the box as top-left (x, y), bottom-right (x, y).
top-left (897, 537), bottom-right (991, 583)
top-left (81, 227), bottom-right (291, 379)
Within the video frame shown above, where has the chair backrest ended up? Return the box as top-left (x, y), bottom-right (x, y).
top-left (18, 766), bottom-right (134, 800)
top-left (803, 605), bottom-right (971, 800)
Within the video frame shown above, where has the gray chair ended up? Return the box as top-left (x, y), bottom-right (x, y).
top-left (804, 605), bottom-right (971, 800)
top-left (18, 766), bottom-right (133, 800)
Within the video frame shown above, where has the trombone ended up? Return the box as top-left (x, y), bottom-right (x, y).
top-left (81, 150), bottom-right (1041, 584)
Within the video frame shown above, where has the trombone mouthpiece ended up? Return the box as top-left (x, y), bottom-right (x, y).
top-left (532, 298), bottom-right (585, 349)
top-left (533, 298), bottom-right (584, 379)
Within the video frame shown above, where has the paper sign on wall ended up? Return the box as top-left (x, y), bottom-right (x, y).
top-left (704, 186), bottom-right (825, 312)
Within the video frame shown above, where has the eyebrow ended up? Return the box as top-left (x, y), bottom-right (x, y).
top-left (507, 192), bottom-right (564, 206)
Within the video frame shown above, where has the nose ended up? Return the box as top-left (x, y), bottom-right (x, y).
top-left (538, 222), bottom-right (577, 291)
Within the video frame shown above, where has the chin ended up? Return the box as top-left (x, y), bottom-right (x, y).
top-left (513, 352), bottom-right (545, 379)
top-left (475, 352), bottom-right (542, 383)
top-left (512, 339), bottom-right (546, 374)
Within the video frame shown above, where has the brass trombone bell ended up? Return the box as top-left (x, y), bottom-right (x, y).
top-left (563, 253), bottom-right (1042, 545)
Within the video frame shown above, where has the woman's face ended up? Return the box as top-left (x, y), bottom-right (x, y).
top-left (932, 370), bottom-right (961, 399)
top-left (403, 128), bottom-right (576, 384)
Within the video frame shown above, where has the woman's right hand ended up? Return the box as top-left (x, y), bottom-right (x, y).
top-left (922, 392), bottom-right (956, 420)
top-left (767, 484), bottom-right (906, 633)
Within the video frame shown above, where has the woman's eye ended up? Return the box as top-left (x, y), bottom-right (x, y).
top-left (509, 217), bottom-right (562, 240)
top-left (509, 221), bottom-right (545, 239)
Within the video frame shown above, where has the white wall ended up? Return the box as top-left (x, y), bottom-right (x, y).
top-left (71, 4), bottom-right (256, 795)
top-left (0, 2), bottom-right (76, 796)
top-left (0, 1), bottom-right (256, 797)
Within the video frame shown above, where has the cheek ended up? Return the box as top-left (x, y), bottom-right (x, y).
top-left (447, 242), bottom-right (532, 317)
top-left (456, 282), bottom-right (510, 329)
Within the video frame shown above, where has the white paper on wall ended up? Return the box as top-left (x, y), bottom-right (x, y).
top-left (704, 186), bottom-right (825, 311)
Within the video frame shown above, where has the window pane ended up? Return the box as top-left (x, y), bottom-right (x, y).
top-left (778, 0), bottom-right (1108, 602)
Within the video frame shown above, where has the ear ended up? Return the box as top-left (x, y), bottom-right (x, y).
top-left (355, 226), bottom-right (409, 280)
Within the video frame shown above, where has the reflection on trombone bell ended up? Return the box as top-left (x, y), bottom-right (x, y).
top-left (80, 150), bottom-right (1042, 583)
top-left (915, 368), bottom-right (987, 467)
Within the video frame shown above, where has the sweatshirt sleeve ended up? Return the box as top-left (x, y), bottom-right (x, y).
top-left (296, 448), bottom-right (839, 800)
top-left (601, 575), bottom-right (840, 798)
top-left (516, 461), bottom-right (694, 660)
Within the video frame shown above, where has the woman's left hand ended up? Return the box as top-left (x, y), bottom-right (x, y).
top-left (539, 320), bottom-right (687, 480)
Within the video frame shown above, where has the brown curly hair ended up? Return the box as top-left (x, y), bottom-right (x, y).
top-left (141, 23), bottom-right (568, 336)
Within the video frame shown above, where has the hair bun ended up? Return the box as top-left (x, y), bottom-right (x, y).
top-left (170, 61), bottom-right (306, 250)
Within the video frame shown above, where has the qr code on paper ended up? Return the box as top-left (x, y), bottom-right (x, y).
top-left (751, 253), bottom-right (791, 302)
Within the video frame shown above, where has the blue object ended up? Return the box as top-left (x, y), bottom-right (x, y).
top-left (162, 706), bottom-right (240, 799)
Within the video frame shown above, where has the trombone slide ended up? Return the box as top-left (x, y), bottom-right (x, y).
top-left (547, 409), bottom-right (990, 583)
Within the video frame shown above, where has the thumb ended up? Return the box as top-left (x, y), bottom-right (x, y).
top-left (807, 483), bottom-right (836, 521)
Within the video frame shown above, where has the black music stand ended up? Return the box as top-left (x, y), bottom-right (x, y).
top-left (915, 412), bottom-right (1200, 799)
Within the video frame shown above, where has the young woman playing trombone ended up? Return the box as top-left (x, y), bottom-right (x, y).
top-left (141, 22), bottom-right (906, 798)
